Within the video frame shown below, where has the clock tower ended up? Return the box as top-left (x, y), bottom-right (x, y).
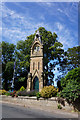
top-left (27, 30), bottom-right (44, 92)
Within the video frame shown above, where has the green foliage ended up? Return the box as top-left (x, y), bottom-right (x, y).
top-left (14, 77), bottom-right (26, 91)
top-left (36, 92), bottom-right (41, 99)
top-left (5, 62), bottom-right (14, 79)
top-left (4, 90), bottom-right (18, 97)
top-left (57, 104), bottom-right (62, 109)
top-left (18, 77), bottom-right (25, 82)
top-left (2, 28), bottom-right (80, 91)
top-left (2, 41), bottom-right (15, 90)
top-left (38, 27), bottom-right (64, 85)
top-left (5, 91), bottom-right (11, 96)
top-left (57, 81), bottom-right (62, 92)
top-left (61, 67), bottom-right (80, 88)
top-left (16, 27), bottom-right (64, 86)
top-left (10, 91), bottom-right (17, 97)
top-left (40, 85), bottom-right (58, 98)
top-left (15, 38), bottom-right (33, 90)
top-left (60, 82), bottom-right (80, 103)
top-left (67, 46), bottom-right (80, 68)
top-left (2, 61), bottom-right (14, 90)
top-left (60, 67), bottom-right (80, 103)
top-left (20, 86), bottom-right (25, 91)
top-left (2, 27), bottom-right (64, 89)
top-left (56, 45), bottom-right (80, 84)
top-left (2, 41), bottom-right (15, 63)
top-left (0, 90), bottom-right (7, 95)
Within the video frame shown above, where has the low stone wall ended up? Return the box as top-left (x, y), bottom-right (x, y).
top-left (1, 95), bottom-right (75, 112)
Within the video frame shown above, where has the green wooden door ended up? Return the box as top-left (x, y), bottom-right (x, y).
top-left (33, 76), bottom-right (39, 91)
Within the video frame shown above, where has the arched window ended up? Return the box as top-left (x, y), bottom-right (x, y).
top-left (33, 62), bottom-right (35, 70)
top-left (38, 62), bottom-right (40, 70)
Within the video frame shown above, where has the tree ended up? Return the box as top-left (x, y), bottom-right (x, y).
top-left (59, 67), bottom-right (80, 110)
top-left (2, 62), bottom-right (14, 90)
top-left (15, 35), bottom-right (35, 89)
top-left (56, 46), bottom-right (80, 86)
top-left (2, 41), bottom-right (15, 90)
top-left (16, 27), bottom-right (64, 86)
top-left (14, 77), bottom-right (26, 91)
top-left (66, 46), bottom-right (80, 69)
top-left (38, 27), bottom-right (64, 85)
top-left (1, 27), bottom-right (64, 90)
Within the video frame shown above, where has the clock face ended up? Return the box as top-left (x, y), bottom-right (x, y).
top-left (33, 43), bottom-right (40, 53)
top-left (34, 46), bottom-right (40, 52)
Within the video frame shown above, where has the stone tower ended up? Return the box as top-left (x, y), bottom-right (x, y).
top-left (27, 30), bottom-right (44, 92)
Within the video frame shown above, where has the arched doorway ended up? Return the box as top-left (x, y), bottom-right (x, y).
top-left (33, 76), bottom-right (39, 91)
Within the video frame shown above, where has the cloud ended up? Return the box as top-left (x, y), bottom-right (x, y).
top-left (2, 2), bottom-right (78, 51)
top-left (53, 22), bottom-right (78, 50)
top-left (57, 3), bottom-right (78, 23)
top-left (57, 8), bottom-right (63, 13)
top-left (3, 27), bottom-right (27, 42)
top-left (55, 22), bottom-right (63, 31)
top-left (37, 2), bottom-right (78, 24)
top-left (42, 2), bottom-right (53, 7)
top-left (46, 2), bottom-right (52, 6)
top-left (40, 15), bottom-right (45, 20)
top-left (2, 3), bottom-right (50, 44)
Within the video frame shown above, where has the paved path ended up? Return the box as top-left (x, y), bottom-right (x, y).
top-left (1, 102), bottom-right (78, 119)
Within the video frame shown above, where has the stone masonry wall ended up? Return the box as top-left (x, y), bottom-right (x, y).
top-left (1, 95), bottom-right (74, 112)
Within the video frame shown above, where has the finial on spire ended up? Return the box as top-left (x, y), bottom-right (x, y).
top-left (34, 30), bottom-right (41, 42)
top-left (36, 30), bottom-right (40, 35)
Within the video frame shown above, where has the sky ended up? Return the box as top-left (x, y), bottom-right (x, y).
top-left (2, 2), bottom-right (78, 50)
top-left (1, 2), bottom-right (79, 86)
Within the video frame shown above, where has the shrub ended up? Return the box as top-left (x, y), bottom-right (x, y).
top-left (0, 90), bottom-right (2, 95)
top-left (5, 92), bottom-right (11, 96)
top-left (17, 90), bottom-right (27, 96)
top-left (10, 91), bottom-right (17, 97)
top-left (40, 85), bottom-right (58, 98)
top-left (0, 90), bottom-right (7, 95)
top-left (57, 104), bottom-right (62, 109)
top-left (36, 92), bottom-right (41, 99)
top-left (17, 90), bottom-right (38, 97)
top-left (26, 90), bottom-right (37, 97)
top-left (20, 86), bottom-right (25, 91)
top-left (60, 67), bottom-right (80, 103)
top-left (59, 81), bottom-right (80, 103)
top-left (61, 67), bottom-right (80, 89)
top-left (59, 67), bottom-right (80, 111)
